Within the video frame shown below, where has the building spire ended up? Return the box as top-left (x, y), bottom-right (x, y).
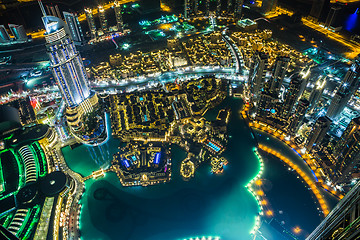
top-left (38, 0), bottom-right (47, 17)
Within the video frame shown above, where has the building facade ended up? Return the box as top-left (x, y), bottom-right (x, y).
top-left (306, 116), bottom-right (331, 151)
top-left (63, 12), bottom-right (84, 45)
top-left (85, 8), bottom-right (97, 39)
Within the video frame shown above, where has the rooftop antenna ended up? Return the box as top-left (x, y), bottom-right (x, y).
top-left (38, 0), bottom-right (47, 17)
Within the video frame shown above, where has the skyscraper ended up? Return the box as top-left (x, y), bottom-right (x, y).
top-left (114, 1), bottom-right (123, 32)
top-left (194, 0), bottom-right (199, 15)
top-left (268, 56), bottom-right (290, 96)
top-left (326, 63), bottom-right (360, 119)
top-left (63, 12), bottom-right (84, 45)
top-left (281, 74), bottom-right (302, 117)
top-left (332, 117), bottom-right (360, 184)
top-left (308, 76), bottom-right (327, 112)
top-left (306, 180), bottom-right (360, 240)
top-left (85, 8), bottom-right (97, 39)
top-left (98, 5), bottom-right (108, 33)
top-left (234, 0), bottom-right (244, 19)
top-left (41, 9), bottom-right (98, 130)
top-left (8, 24), bottom-right (27, 41)
top-left (0, 25), bottom-right (10, 43)
top-left (288, 99), bottom-right (309, 135)
top-left (256, 92), bottom-right (277, 119)
top-left (306, 116), bottom-right (331, 151)
top-left (249, 51), bottom-right (269, 101)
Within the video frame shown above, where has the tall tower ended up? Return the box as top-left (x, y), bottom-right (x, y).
top-left (282, 74), bottom-right (302, 117)
top-left (268, 56), bottom-right (290, 96)
top-left (63, 12), bottom-right (84, 45)
top-left (249, 51), bottom-right (269, 101)
top-left (234, 0), bottom-right (244, 19)
top-left (306, 180), bottom-right (360, 240)
top-left (114, 1), bottom-right (123, 32)
top-left (325, 5), bottom-right (342, 28)
top-left (333, 117), bottom-right (360, 184)
top-left (306, 116), bottom-right (331, 151)
top-left (308, 76), bottom-right (327, 112)
top-left (41, 7), bottom-right (98, 130)
top-left (326, 63), bottom-right (360, 119)
top-left (85, 8), bottom-right (97, 39)
top-left (288, 99), bottom-right (309, 135)
top-left (98, 5), bottom-right (108, 33)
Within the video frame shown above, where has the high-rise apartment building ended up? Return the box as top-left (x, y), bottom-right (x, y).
top-left (205, 0), bottom-right (210, 16)
top-left (114, 1), bottom-right (124, 32)
top-left (288, 99), bottom-right (309, 135)
top-left (326, 63), bottom-right (360, 119)
top-left (308, 76), bottom-right (327, 112)
top-left (325, 5), bottom-right (342, 28)
top-left (281, 74), bottom-right (302, 117)
top-left (249, 51), bottom-right (269, 101)
top-left (8, 24), bottom-right (27, 41)
top-left (98, 5), bottom-right (108, 33)
top-left (306, 116), bottom-right (331, 151)
top-left (63, 12), bottom-right (84, 45)
top-left (332, 117), bottom-right (360, 184)
top-left (41, 12), bottom-right (98, 130)
top-left (268, 56), bottom-right (290, 96)
top-left (85, 8), bottom-right (97, 39)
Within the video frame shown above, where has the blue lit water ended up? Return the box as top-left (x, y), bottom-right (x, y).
top-left (63, 97), bottom-right (324, 240)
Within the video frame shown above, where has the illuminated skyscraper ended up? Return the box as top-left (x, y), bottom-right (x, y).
top-left (308, 76), bottom-right (327, 112)
top-left (306, 116), bottom-right (331, 151)
top-left (40, 1), bottom-right (98, 131)
top-left (326, 63), bottom-right (360, 119)
top-left (85, 8), bottom-right (97, 39)
top-left (234, 0), bottom-right (244, 19)
top-left (63, 12), bottom-right (84, 45)
top-left (114, 1), bottom-right (123, 32)
top-left (0, 25), bottom-right (10, 43)
top-left (332, 117), bottom-right (360, 184)
top-left (307, 180), bottom-right (360, 240)
top-left (281, 74), bottom-right (302, 117)
top-left (8, 24), bottom-right (27, 41)
top-left (288, 98), bottom-right (309, 135)
top-left (268, 56), bottom-right (290, 96)
top-left (248, 51), bottom-right (269, 100)
top-left (98, 5), bottom-right (108, 33)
